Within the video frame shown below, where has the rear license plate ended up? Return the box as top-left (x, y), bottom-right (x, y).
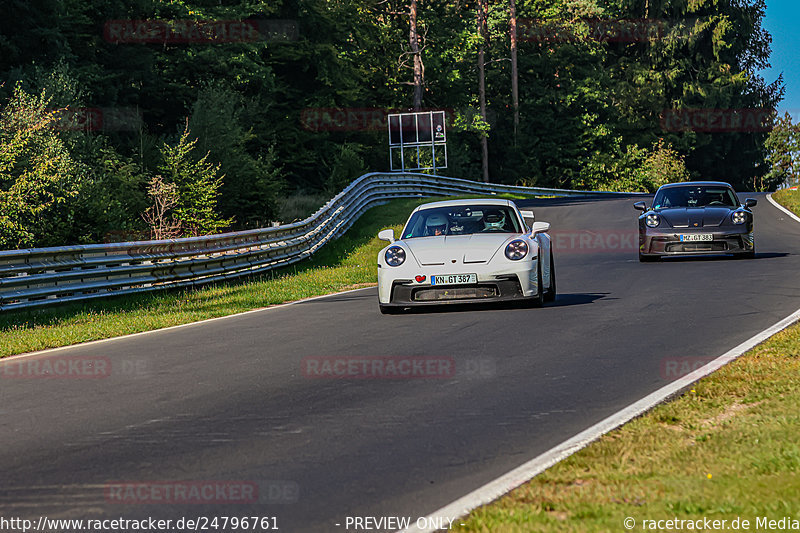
top-left (679, 234), bottom-right (713, 242)
top-left (431, 273), bottom-right (477, 285)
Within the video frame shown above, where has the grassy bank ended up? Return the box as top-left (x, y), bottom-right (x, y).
top-left (453, 324), bottom-right (800, 531)
top-left (0, 197), bottom-right (433, 358)
top-left (772, 188), bottom-right (800, 215)
top-left (276, 192), bottom-right (331, 224)
top-left (452, 192), bottom-right (800, 532)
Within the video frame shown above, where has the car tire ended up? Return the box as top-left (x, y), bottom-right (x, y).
top-left (379, 304), bottom-right (402, 315)
top-left (544, 252), bottom-right (556, 302)
top-left (639, 253), bottom-right (659, 262)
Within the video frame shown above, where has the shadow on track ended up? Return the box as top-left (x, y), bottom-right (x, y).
top-left (652, 252), bottom-right (789, 263)
top-left (380, 292), bottom-right (609, 315)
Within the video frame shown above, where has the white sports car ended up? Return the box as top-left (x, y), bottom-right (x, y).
top-left (377, 198), bottom-right (555, 314)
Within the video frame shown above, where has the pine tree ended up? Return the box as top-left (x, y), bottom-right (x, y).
top-left (158, 128), bottom-right (232, 236)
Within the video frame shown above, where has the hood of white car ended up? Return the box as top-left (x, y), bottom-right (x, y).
top-left (403, 234), bottom-right (515, 265)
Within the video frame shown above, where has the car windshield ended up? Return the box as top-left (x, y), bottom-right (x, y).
top-left (652, 186), bottom-right (739, 209)
top-left (401, 205), bottom-right (523, 238)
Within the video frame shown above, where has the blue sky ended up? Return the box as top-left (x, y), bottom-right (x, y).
top-left (759, 0), bottom-right (800, 119)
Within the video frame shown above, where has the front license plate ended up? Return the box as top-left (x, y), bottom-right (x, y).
top-left (431, 273), bottom-right (477, 285)
top-left (679, 234), bottom-right (713, 242)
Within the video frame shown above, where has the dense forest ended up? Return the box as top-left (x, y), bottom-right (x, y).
top-left (0, 0), bottom-right (786, 249)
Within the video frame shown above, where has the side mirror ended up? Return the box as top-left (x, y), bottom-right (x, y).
top-left (633, 201), bottom-right (648, 211)
top-left (531, 221), bottom-right (551, 234)
top-left (378, 229), bottom-right (395, 243)
top-left (745, 198), bottom-right (757, 208)
top-left (520, 210), bottom-right (535, 231)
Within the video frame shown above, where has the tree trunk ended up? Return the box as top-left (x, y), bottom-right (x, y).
top-left (509, 0), bottom-right (519, 144)
top-left (477, 0), bottom-right (489, 182)
top-left (409, 0), bottom-right (424, 110)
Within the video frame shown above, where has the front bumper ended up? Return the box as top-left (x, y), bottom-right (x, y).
top-left (377, 246), bottom-right (543, 305)
top-left (640, 228), bottom-right (754, 256)
top-left (382, 276), bottom-right (530, 307)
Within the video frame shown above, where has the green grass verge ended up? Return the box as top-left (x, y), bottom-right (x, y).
top-left (0, 197), bottom-right (433, 358)
top-left (771, 188), bottom-right (800, 216)
top-left (277, 192), bottom-right (331, 224)
top-left (0, 194), bottom-right (530, 358)
top-left (454, 327), bottom-right (800, 531)
top-left (453, 191), bottom-right (800, 531)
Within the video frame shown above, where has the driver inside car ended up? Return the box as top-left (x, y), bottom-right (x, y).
top-left (424, 213), bottom-right (449, 236)
top-left (482, 209), bottom-right (506, 231)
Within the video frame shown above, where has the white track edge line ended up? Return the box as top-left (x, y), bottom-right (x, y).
top-left (766, 192), bottom-right (800, 224)
top-left (0, 286), bottom-right (375, 363)
top-left (401, 306), bottom-right (800, 532)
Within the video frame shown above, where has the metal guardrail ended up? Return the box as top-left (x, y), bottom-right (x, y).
top-left (0, 172), bottom-right (644, 312)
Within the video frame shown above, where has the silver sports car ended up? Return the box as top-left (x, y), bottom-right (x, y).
top-left (634, 181), bottom-right (757, 261)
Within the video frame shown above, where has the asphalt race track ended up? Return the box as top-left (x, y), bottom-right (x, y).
top-left (2, 193), bottom-right (800, 532)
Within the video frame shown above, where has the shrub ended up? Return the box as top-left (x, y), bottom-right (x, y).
top-left (0, 84), bottom-right (83, 249)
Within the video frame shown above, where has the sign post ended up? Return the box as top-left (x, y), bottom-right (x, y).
top-left (388, 111), bottom-right (447, 173)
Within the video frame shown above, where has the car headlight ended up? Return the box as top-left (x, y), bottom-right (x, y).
top-left (645, 214), bottom-right (660, 228)
top-left (385, 246), bottom-right (406, 266)
top-left (505, 240), bottom-right (529, 260)
top-left (732, 211), bottom-right (747, 225)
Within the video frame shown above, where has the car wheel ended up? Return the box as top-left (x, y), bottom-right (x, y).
top-left (379, 305), bottom-right (402, 315)
top-left (544, 252), bottom-right (556, 302)
top-left (639, 253), bottom-right (659, 262)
